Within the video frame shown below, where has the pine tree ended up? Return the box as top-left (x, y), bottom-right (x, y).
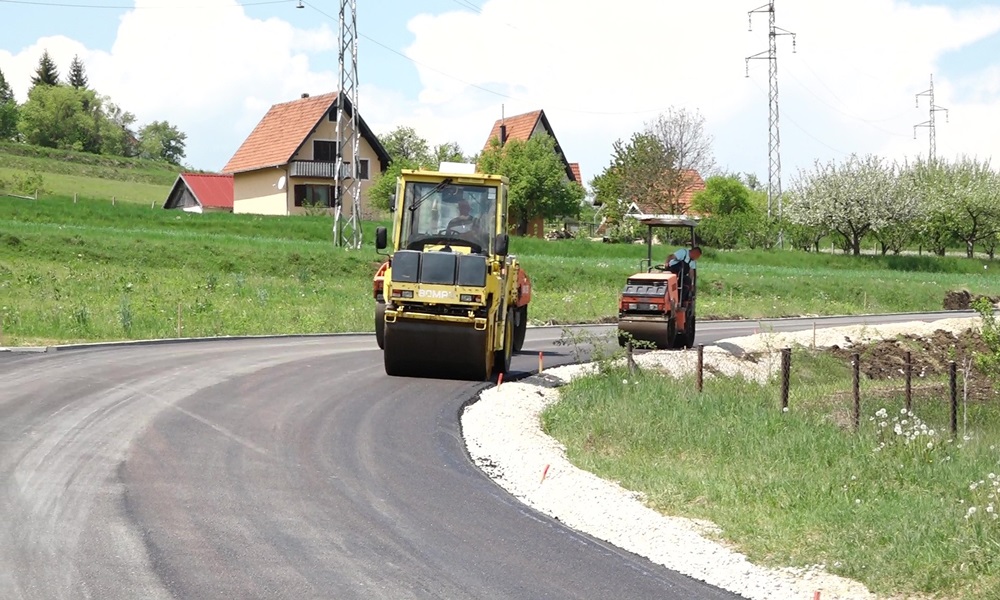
top-left (67, 54), bottom-right (88, 89)
top-left (31, 49), bottom-right (60, 87)
top-left (0, 68), bottom-right (14, 104)
top-left (0, 67), bottom-right (19, 140)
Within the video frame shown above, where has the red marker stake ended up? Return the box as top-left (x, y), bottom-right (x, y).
top-left (540, 464), bottom-right (550, 484)
top-left (538, 352), bottom-right (543, 373)
top-left (497, 373), bottom-right (503, 387)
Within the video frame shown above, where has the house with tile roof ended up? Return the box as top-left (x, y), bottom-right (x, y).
top-left (163, 173), bottom-right (234, 213)
top-left (222, 92), bottom-right (390, 217)
top-left (482, 109), bottom-right (583, 237)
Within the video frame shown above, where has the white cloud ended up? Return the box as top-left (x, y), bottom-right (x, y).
top-left (388, 0), bottom-right (1000, 187)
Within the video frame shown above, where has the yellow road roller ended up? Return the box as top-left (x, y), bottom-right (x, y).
top-left (374, 165), bottom-right (531, 380)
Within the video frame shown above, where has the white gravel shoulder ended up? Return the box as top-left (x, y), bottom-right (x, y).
top-left (461, 316), bottom-right (982, 600)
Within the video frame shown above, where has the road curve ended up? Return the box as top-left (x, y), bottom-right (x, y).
top-left (0, 312), bottom-right (968, 599)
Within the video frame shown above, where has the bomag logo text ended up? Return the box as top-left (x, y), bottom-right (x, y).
top-left (418, 289), bottom-right (453, 299)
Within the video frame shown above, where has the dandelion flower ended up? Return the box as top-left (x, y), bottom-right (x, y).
top-left (782, 407), bottom-right (789, 413)
top-left (927, 442), bottom-right (934, 449)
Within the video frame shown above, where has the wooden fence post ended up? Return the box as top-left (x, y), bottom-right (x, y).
top-left (852, 353), bottom-right (861, 432)
top-left (696, 344), bottom-right (704, 392)
top-left (905, 351), bottom-right (912, 412)
top-left (950, 361), bottom-right (958, 436)
top-left (780, 347), bottom-right (791, 410)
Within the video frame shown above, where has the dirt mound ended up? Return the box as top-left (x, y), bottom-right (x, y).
top-left (943, 289), bottom-right (1000, 310)
top-left (827, 329), bottom-right (997, 401)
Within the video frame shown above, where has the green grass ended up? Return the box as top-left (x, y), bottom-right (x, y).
top-left (543, 359), bottom-right (1000, 599)
top-left (3, 195), bottom-right (1000, 345)
top-left (0, 142), bottom-right (181, 205)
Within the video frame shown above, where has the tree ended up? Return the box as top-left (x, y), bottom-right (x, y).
top-left (138, 120), bottom-right (186, 164)
top-left (786, 154), bottom-right (907, 256)
top-left (478, 134), bottom-right (584, 234)
top-left (644, 106), bottom-right (717, 212)
top-left (18, 84), bottom-right (96, 150)
top-left (99, 99), bottom-right (137, 156)
top-left (433, 141), bottom-right (466, 165)
top-left (367, 126), bottom-right (434, 212)
top-left (379, 126), bottom-right (432, 166)
top-left (0, 68), bottom-right (17, 141)
top-left (690, 175), bottom-right (753, 215)
top-left (67, 54), bottom-right (88, 89)
top-left (31, 49), bottom-right (60, 87)
top-left (912, 156), bottom-right (1000, 258)
top-left (591, 131), bottom-right (672, 216)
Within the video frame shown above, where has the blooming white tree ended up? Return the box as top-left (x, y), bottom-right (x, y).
top-left (785, 154), bottom-right (907, 256)
top-left (912, 156), bottom-right (1000, 258)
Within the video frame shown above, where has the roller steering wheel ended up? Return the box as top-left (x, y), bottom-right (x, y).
top-left (653, 264), bottom-right (668, 272)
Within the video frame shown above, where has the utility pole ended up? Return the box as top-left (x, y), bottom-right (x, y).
top-left (914, 74), bottom-right (948, 161)
top-left (334, 0), bottom-right (362, 248)
top-left (745, 1), bottom-right (795, 227)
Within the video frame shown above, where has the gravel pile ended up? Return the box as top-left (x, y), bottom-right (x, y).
top-left (461, 317), bottom-right (981, 600)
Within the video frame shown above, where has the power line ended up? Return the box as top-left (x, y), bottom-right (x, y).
top-left (782, 69), bottom-right (910, 138)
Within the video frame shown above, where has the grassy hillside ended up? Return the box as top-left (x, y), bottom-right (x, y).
top-left (2, 195), bottom-right (1000, 346)
top-left (0, 142), bottom-right (181, 204)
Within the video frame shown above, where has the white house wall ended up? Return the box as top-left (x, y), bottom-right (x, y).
top-left (233, 169), bottom-right (288, 215)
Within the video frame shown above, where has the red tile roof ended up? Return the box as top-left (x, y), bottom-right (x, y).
top-left (223, 92), bottom-right (339, 173)
top-left (483, 109), bottom-right (580, 184)
top-left (569, 162), bottom-right (582, 185)
top-left (181, 173), bottom-right (233, 209)
top-left (483, 110), bottom-right (542, 151)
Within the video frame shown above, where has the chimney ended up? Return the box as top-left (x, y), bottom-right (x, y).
top-left (499, 104), bottom-right (507, 145)
top-left (301, 93), bottom-right (310, 98)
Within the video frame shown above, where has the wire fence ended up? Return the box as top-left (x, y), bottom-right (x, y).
top-left (620, 341), bottom-right (991, 438)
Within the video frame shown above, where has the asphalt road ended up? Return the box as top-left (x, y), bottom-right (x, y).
top-left (0, 312), bottom-right (970, 599)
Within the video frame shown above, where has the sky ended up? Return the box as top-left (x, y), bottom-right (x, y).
top-left (2, 0), bottom-right (1000, 195)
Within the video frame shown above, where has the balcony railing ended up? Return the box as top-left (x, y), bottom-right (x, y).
top-left (289, 160), bottom-right (342, 179)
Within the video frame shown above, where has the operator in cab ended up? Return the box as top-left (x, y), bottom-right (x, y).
top-left (448, 197), bottom-right (477, 232)
top-left (667, 246), bottom-right (701, 302)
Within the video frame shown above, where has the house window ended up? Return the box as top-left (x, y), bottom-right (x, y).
top-left (313, 140), bottom-right (338, 162)
top-left (328, 109), bottom-right (337, 122)
top-left (357, 159), bottom-right (370, 180)
top-left (294, 184), bottom-right (336, 208)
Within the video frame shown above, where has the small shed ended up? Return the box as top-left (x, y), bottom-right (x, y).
top-left (163, 173), bottom-right (234, 213)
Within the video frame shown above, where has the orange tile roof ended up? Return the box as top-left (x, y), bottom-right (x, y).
top-left (223, 92), bottom-right (338, 174)
top-left (483, 110), bottom-right (542, 151)
top-left (569, 162), bottom-right (582, 185)
top-left (181, 173), bottom-right (233, 209)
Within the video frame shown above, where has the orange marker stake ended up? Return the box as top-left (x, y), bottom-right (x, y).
top-left (497, 373), bottom-right (504, 387)
top-left (814, 592), bottom-right (820, 600)
top-left (540, 464), bottom-right (550, 484)
top-left (538, 351), bottom-right (544, 373)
